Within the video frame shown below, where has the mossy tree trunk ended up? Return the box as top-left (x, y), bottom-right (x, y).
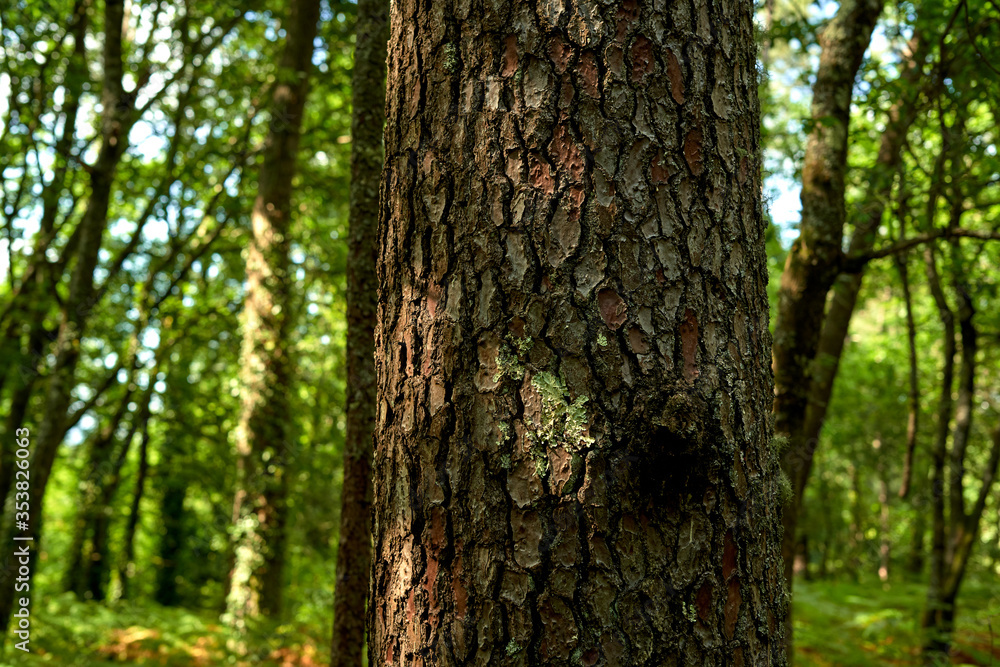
top-left (370, 0), bottom-right (787, 664)
top-left (768, 0), bottom-right (883, 657)
top-left (225, 0), bottom-right (321, 630)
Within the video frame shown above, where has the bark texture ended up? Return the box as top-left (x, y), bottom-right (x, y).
top-left (226, 0), bottom-right (320, 629)
top-left (330, 0), bottom-right (388, 663)
top-left (370, 0), bottom-right (786, 664)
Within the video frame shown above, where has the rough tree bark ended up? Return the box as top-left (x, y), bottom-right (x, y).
top-left (330, 0), bottom-right (388, 662)
top-left (226, 0), bottom-right (320, 630)
top-left (370, 0), bottom-right (787, 664)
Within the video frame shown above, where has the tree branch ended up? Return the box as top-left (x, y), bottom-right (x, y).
top-left (843, 227), bottom-right (1000, 271)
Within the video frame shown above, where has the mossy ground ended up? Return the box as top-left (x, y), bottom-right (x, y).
top-left (0, 592), bottom-right (332, 667)
top-left (795, 577), bottom-right (1000, 666)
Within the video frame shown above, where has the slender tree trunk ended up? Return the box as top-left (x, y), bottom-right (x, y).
top-left (117, 412), bottom-right (152, 600)
top-left (226, 0), bottom-right (320, 631)
top-left (793, 534), bottom-right (811, 582)
top-left (946, 242), bottom-right (975, 556)
top-left (878, 475), bottom-right (890, 582)
top-left (0, 0), bottom-right (89, 521)
top-left (0, 0), bottom-right (129, 638)
top-left (84, 385), bottom-right (155, 601)
top-left (330, 0), bottom-right (387, 663)
top-left (847, 464), bottom-right (864, 581)
top-left (370, 0), bottom-right (787, 664)
top-left (63, 387), bottom-right (135, 597)
top-left (896, 249), bottom-right (920, 499)
top-left (918, 131), bottom-right (1000, 659)
top-left (907, 487), bottom-right (927, 577)
top-left (771, 2), bottom-right (884, 654)
top-left (155, 475), bottom-right (187, 607)
top-left (921, 246), bottom-right (955, 662)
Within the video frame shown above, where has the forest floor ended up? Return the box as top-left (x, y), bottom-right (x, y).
top-left (795, 577), bottom-right (1000, 666)
top-left (0, 577), bottom-right (997, 665)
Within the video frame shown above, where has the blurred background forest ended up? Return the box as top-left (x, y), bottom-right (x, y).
top-left (0, 0), bottom-right (998, 665)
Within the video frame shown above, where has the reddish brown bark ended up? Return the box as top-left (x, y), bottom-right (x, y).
top-left (370, 0), bottom-right (786, 664)
top-left (331, 0), bottom-right (388, 663)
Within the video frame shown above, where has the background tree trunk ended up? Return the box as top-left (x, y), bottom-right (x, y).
top-left (0, 0), bottom-right (129, 638)
top-left (370, 0), bottom-right (786, 664)
top-left (117, 412), bottom-right (152, 600)
top-left (225, 0), bottom-right (321, 631)
top-left (330, 0), bottom-right (387, 663)
top-left (921, 245), bottom-right (955, 660)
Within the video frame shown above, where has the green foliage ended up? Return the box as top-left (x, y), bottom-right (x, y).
top-left (0, 0), bottom-right (998, 663)
top-left (0, 594), bottom-right (326, 666)
top-left (794, 578), bottom-right (1000, 666)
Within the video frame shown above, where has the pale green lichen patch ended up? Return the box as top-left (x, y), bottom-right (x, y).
top-left (682, 599), bottom-right (697, 623)
top-left (777, 468), bottom-right (793, 504)
top-left (596, 331), bottom-right (608, 347)
top-left (528, 371), bottom-right (594, 452)
top-left (493, 336), bottom-right (531, 384)
top-left (443, 43), bottom-right (459, 73)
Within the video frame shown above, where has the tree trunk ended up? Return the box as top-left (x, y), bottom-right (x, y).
top-left (847, 464), bottom-right (864, 581)
top-left (0, 0), bottom-right (87, 473)
top-left (921, 245), bottom-right (955, 662)
top-left (155, 476), bottom-right (187, 607)
top-left (226, 0), bottom-right (320, 631)
top-left (370, 0), bottom-right (787, 664)
top-left (117, 412), bottom-right (152, 600)
top-left (793, 534), bottom-right (811, 582)
top-left (772, 0), bottom-right (885, 451)
top-left (330, 0), bottom-right (387, 663)
top-left (896, 249), bottom-right (920, 499)
top-left (0, 0), bottom-right (129, 638)
top-left (63, 386), bottom-right (136, 597)
top-left (906, 488), bottom-right (926, 577)
top-left (877, 475), bottom-right (890, 582)
top-left (85, 385), bottom-right (155, 601)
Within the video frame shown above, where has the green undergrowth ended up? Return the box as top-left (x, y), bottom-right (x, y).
top-left (795, 577), bottom-right (1000, 666)
top-left (2, 578), bottom-right (998, 665)
top-left (0, 593), bottom-right (328, 666)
